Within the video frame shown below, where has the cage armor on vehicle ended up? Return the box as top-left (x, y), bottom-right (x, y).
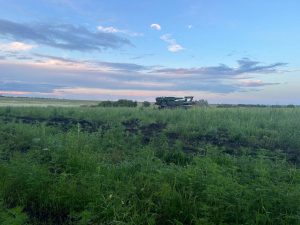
top-left (155, 96), bottom-right (195, 109)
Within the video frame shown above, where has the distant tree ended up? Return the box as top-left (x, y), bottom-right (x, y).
top-left (287, 104), bottom-right (295, 108)
top-left (271, 105), bottom-right (283, 108)
top-left (195, 99), bottom-right (209, 107)
top-left (142, 101), bottom-right (151, 107)
top-left (97, 99), bottom-right (137, 107)
top-left (116, 99), bottom-right (137, 107)
top-left (98, 101), bottom-right (114, 107)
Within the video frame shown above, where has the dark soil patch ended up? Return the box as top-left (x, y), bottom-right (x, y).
top-left (121, 119), bottom-right (167, 143)
top-left (140, 122), bottom-right (167, 144)
top-left (0, 116), bottom-right (109, 133)
top-left (166, 132), bottom-right (180, 144)
top-left (122, 118), bottom-right (140, 135)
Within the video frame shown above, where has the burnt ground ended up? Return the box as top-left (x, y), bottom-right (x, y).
top-left (0, 115), bottom-right (109, 133)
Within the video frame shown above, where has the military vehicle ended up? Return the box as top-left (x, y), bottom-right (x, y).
top-left (155, 96), bottom-right (195, 109)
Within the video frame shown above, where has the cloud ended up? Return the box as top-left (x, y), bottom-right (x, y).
top-left (50, 88), bottom-right (197, 100)
top-left (188, 25), bottom-right (193, 29)
top-left (153, 58), bottom-right (286, 76)
top-left (97, 25), bottom-right (143, 37)
top-left (0, 57), bottom-right (288, 101)
top-left (0, 81), bottom-right (63, 93)
top-left (237, 58), bottom-right (287, 74)
top-left (31, 53), bottom-right (149, 72)
top-left (130, 53), bottom-right (154, 60)
top-left (168, 44), bottom-right (184, 53)
top-left (0, 19), bottom-right (131, 51)
top-left (32, 53), bottom-right (80, 64)
top-left (0, 50), bottom-right (34, 61)
top-left (94, 61), bottom-right (149, 71)
top-left (97, 26), bottom-right (119, 33)
top-left (0, 41), bottom-right (35, 51)
top-left (15, 55), bottom-right (33, 60)
top-left (0, 91), bottom-right (31, 95)
top-left (51, 88), bottom-right (212, 101)
top-left (238, 80), bottom-right (280, 87)
top-left (160, 34), bottom-right (184, 52)
top-left (150, 23), bottom-right (161, 30)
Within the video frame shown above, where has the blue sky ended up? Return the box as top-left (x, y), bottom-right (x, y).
top-left (0, 0), bottom-right (299, 104)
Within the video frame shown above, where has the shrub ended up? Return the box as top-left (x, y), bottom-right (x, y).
top-left (98, 99), bottom-right (137, 107)
top-left (287, 104), bottom-right (295, 108)
top-left (142, 101), bottom-right (151, 107)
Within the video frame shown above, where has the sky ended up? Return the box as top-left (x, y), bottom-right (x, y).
top-left (0, 0), bottom-right (299, 104)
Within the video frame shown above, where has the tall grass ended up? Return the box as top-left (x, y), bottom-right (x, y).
top-left (0, 106), bottom-right (300, 224)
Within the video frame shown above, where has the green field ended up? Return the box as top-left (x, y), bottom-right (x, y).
top-left (0, 104), bottom-right (300, 224)
top-left (0, 96), bottom-right (99, 107)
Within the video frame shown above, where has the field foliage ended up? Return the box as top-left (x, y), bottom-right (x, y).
top-left (0, 106), bottom-right (300, 224)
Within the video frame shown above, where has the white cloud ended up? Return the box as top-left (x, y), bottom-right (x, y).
top-left (238, 80), bottom-right (279, 87)
top-left (0, 42), bottom-right (35, 51)
top-left (188, 25), bottom-right (193, 29)
top-left (168, 44), bottom-right (184, 52)
top-left (97, 26), bottom-right (118, 33)
top-left (160, 34), bottom-right (184, 53)
top-left (150, 23), bottom-right (161, 30)
top-left (97, 26), bottom-right (143, 37)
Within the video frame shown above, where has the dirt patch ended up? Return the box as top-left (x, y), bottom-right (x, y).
top-left (140, 122), bottom-right (167, 144)
top-left (121, 119), bottom-right (167, 142)
top-left (0, 116), bottom-right (109, 133)
top-left (122, 118), bottom-right (140, 135)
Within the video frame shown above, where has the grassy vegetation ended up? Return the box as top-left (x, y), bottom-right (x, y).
top-left (0, 96), bottom-right (99, 107)
top-left (0, 106), bottom-right (300, 224)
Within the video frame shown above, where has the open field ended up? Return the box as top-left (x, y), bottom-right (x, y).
top-left (0, 105), bottom-right (300, 224)
top-left (0, 96), bottom-right (99, 107)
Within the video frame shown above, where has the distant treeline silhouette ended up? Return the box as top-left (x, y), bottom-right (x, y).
top-left (216, 104), bottom-right (296, 108)
top-left (97, 99), bottom-right (138, 107)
